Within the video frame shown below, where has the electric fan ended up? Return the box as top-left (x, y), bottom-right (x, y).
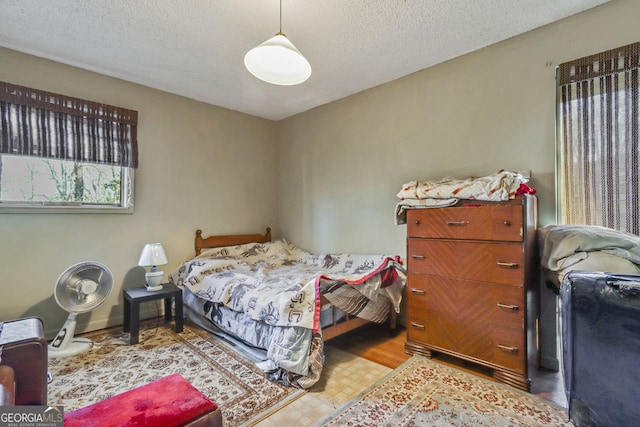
top-left (48, 261), bottom-right (113, 358)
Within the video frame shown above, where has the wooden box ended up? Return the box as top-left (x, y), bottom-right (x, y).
top-left (0, 317), bottom-right (47, 405)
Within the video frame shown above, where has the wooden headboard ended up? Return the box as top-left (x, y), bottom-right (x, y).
top-left (194, 227), bottom-right (272, 256)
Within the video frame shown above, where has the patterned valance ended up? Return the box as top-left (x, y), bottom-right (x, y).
top-left (0, 82), bottom-right (138, 168)
top-left (558, 42), bottom-right (640, 85)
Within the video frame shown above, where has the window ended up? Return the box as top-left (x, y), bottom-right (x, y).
top-left (557, 42), bottom-right (640, 234)
top-left (0, 82), bottom-right (137, 212)
top-left (1, 156), bottom-right (132, 207)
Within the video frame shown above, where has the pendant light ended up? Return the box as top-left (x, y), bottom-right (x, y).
top-left (244, 0), bottom-right (311, 85)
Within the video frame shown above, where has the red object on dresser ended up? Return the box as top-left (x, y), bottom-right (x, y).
top-left (64, 373), bottom-right (222, 427)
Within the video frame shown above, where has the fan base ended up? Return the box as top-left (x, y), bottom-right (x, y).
top-left (48, 338), bottom-right (92, 358)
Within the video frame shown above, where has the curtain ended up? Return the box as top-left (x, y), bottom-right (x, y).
top-left (557, 42), bottom-right (640, 235)
top-left (0, 82), bottom-right (138, 168)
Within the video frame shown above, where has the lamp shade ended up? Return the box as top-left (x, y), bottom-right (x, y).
top-left (138, 243), bottom-right (168, 267)
top-left (244, 33), bottom-right (311, 85)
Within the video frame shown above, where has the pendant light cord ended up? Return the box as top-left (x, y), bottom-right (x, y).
top-left (278, 0), bottom-right (284, 36)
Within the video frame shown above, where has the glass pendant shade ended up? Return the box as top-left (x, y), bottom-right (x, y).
top-left (244, 33), bottom-right (311, 86)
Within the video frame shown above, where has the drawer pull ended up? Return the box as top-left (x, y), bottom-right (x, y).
top-left (497, 303), bottom-right (519, 311)
top-left (411, 322), bottom-right (426, 330)
top-left (497, 344), bottom-right (519, 353)
top-left (414, 220), bottom-right (421, 225)
top-left (497, 262), bottom-right (518, 269)
top-left (503, 220), bottom-right (511, 226)
top-left (410, 288), bottom-right (426, 295)
top-left (411, 254), bottom-right (426, 260)
top-left (446, 221), bottom-right (469, 226)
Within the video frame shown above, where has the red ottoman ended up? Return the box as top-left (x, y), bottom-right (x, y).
top-left (64, 374), bottom-right (222, 427)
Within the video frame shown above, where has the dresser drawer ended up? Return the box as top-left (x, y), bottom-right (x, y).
top-left (408, 276), bottom-right (526, 370)
top-left (422, 276), bottom-right (525, 324)
top-left (492, 284), bottom-right (525, 327)
top-left (492, 327), bottom-right (526, 372)
top-left (426, 317), bottom-right (525, 372)
top-left (407, 205), bottom-right (523, 241)
top-left (406, 273), bottom-right (429, 302)
top-left (407, 314), bottom-right (429, 343)
top-left (406, 275), bottom-right (429, 315)
top-left (491, 284), bottom-right (526, 372)
top-left (408, 239), bottom-right (525, 285)
top-left (406, 274), bottom-right (429, 343)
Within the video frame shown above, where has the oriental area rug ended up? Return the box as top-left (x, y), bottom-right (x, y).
top-left (47, 321), bottom-right (305, 427)
top-left (318, 355), bottom-right (572, 427)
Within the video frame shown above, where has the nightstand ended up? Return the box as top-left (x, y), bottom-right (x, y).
top-left (123, 283), bottom-right (183, 345)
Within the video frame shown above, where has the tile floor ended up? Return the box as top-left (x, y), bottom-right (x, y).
top-left (253, 345), bottom-right (392, 426)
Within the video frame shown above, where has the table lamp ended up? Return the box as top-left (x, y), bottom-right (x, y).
top-left (138, 243), bottom-right (168, 291)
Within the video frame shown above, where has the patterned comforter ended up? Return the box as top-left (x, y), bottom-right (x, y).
top-left (169, 239), bottom-right (406, 388)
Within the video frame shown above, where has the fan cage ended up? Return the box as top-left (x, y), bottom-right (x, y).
top-left (54, 261), bottom-right (113, 313)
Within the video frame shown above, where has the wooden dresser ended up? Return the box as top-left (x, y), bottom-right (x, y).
top-left (404, 194), bottom-right (538, 391)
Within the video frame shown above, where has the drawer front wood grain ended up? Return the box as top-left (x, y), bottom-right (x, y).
top-left (426, 312), bottom-right (460, 352)
top-left (406, 274), bottom-right (429, 343)
top-left (407, 205), bottom-right (523, 241)
top-left (492, 284), bottom-right (525, 326)
top-left (408, 239), bottom-right (524, 285)
top-left (406, 273), bottom-right (429, 302)
top-left (492, 327), bottom-right (526, 372)
top-left (491, 284), bottom-right (526, 371)
top-left (407, 314), bottom-right (429, 343)
top-left (407, 239), bottom-right (457, 279)
top-left (458, 242), bottom-right (524, 285)
top-left (411, 275), bottom-right (526, 370)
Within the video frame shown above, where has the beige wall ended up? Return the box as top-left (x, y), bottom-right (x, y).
top-left (276, 0), bottom-right (640, 368)
top-left (0, 48), bottom-right (278, 338)
top-left (277, 0), bottom-right (640, 253)
top-left (1, 0), bottom-right (638, 364)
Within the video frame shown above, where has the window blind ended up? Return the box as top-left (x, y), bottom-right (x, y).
top-left (0, 82), bottom-right (138, 168)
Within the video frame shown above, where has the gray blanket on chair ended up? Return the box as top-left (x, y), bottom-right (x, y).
top-left (540, 225), bottom-right (640, 271)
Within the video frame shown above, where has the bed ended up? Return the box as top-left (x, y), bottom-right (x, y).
top-left (169, 228), bottom-right (407, 389)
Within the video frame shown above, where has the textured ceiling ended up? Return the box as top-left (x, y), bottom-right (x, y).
top-left (0, 0), bottom-right (610, 121)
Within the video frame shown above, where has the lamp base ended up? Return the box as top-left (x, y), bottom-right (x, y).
top-left (145, 269), bottom-right (164, 291)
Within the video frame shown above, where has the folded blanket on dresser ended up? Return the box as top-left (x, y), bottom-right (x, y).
top-left (394, 170), bottom-right (530, 224)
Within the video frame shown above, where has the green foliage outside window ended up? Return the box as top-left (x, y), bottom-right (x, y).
top-left (0, 155), bottom-right (122, 206)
